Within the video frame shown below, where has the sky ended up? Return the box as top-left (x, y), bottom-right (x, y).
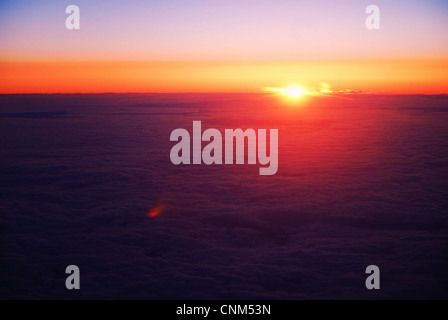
top-left (1, 0), bottom-right (448, 93)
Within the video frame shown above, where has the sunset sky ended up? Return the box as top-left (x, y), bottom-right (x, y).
top-left (1, 0), bottom-right (448, 93)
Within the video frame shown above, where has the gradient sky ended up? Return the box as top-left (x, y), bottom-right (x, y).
top-left (1, 0), bottom-right (448, 93)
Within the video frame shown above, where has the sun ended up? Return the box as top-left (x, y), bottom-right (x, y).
top-left (264, 84), bottom-right (310, 99)
top-left (282, 85), bottom-right (308, 98)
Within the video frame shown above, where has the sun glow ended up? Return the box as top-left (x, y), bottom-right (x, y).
top-left (264, 84), bottom-right (310, 99)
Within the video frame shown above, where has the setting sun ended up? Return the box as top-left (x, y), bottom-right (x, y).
top-left (264, 84), bottom-right (310, 99)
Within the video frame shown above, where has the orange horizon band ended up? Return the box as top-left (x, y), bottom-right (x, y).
top-left (1, 59), bottom-right (447, 94)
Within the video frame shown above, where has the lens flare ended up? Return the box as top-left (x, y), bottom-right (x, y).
top-left (147, 205), bottom-right (164, 217)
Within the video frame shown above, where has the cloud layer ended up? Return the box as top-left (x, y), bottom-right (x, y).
top-left (1, 93), bottom-right (447, 299)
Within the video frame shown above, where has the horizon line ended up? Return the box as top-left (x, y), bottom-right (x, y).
top-left (1, 92), bottom-right (447, 96)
